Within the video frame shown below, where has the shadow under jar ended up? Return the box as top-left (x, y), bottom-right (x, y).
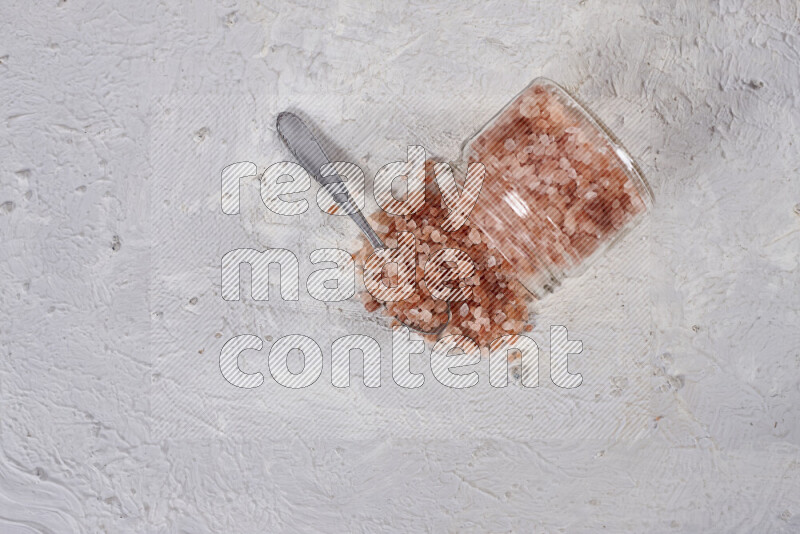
top-left (462, 77), bottom-right (654, 299)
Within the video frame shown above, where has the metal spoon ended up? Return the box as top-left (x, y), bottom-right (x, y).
top-left (275, 111), bottom-right (450, 335)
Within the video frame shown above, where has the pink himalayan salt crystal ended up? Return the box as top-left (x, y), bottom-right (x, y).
top-left (519, 96), bottom-right (540, 118)
top-left (468, 228), bottom-right (482, 244)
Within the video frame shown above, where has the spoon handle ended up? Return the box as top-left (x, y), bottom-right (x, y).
top-left (276, 112), bottom-right (385, 250)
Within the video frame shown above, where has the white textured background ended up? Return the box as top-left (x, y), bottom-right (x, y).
top-left (2, 0), bottom-right (800, 532)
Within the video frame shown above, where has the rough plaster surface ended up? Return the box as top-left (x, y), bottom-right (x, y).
top-left (1, 0), bottom-right (799, 532)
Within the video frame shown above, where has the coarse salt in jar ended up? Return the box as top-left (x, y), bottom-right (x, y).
top-left (461, 77), bottom-right (654, 298)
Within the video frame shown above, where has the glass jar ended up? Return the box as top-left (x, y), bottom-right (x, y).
top-left (460, 77), bottom-right (654, 298)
